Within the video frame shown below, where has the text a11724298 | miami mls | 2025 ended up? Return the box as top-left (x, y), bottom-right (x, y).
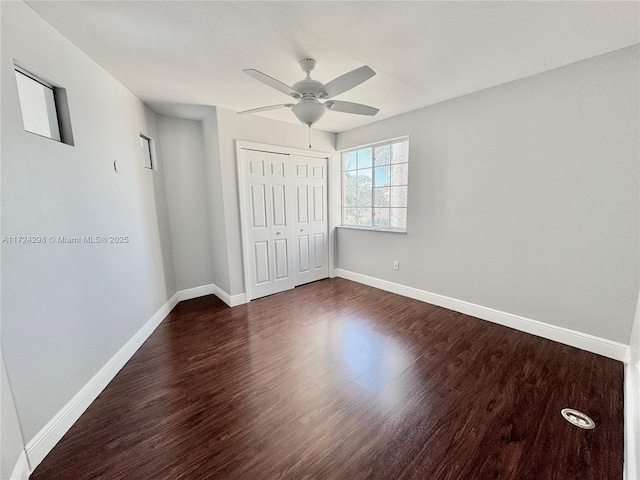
top-left (1, 235), bottom-right (129, 244)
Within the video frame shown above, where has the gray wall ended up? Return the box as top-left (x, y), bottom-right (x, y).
top-left (204, 107), bottom-right (336, 296)
top-left (2, 355), bottom-right (26, 480)
top-left (336, 46), bottom-right (639, 344)
top-left (142, 105), bottom-right (176, 298)
top-left (1, 1), bottom-right (176, 447)
top-left (158, 114), bottom-right (214, 291)
top-left (201, 109), bottom-right (232, 294)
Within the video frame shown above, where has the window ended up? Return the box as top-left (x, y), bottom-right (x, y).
top-left (342, 138), bottom-right (409, 231)
top-left (140, 135), bottom-right (153, 169)
top-left (14, 65), bottom-right (73, 145)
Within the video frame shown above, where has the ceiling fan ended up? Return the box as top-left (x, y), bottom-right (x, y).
top-left (238, 58), bottom-right (379, 130)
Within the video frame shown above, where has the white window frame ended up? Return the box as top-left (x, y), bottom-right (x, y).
top-left (340, 137), bottom-right (409, 233)
top-left (14, 63), bottom-right (74, 146)
top-left (140, 134), bottom-right (155, 170)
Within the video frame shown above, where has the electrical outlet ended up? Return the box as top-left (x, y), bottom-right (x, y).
top-left (393, 261), bottom-right (399, 271)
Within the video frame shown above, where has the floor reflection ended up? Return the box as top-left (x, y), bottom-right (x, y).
top-left (341, 320), bottom-right (413, 395)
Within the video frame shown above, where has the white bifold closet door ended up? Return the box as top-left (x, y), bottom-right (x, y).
top-left (291, 155), bottom-right (328, 286)
top-left (241, 150), bottom-right (295, 300)
top-left (240, 149), bottom-right (328, 301)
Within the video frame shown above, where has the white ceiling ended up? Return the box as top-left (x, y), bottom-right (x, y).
top-left (26, 1), bottom-right (639, 133)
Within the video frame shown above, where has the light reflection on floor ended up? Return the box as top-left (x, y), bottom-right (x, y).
top-left (341, 320), bottom-right (413, 397)
top-left (244, 312), bottom-right (420, 414)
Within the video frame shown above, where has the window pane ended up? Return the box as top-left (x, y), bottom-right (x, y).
top-left (390, 186), bottom-right (408, 207)
top-left (391, 163), bottom-right (408, 186)
top-left (374, 208), bottom-right (390, 228)
top-left (357, 208), bottom-right (372, 226)
top-left (341, 138), bottom-right (408, 231)
top-left (15, 70), bottom-right (61, 141)
top-left (391, 141), bottom-right (408, 164)
top-left (356, 169), bottom-right (372, 207)
top-left (343, 208), bottom-right (357, 225)
top-left (343, 151), bottom-right (357, 171)
top-left (343, 171), bottom-right (357, 207)
top-left (374, 187), bottom-right (390, 207)
top-left (374, 144), bottom-right (390, 166)
top-left (140, 136), bottom-right (153, 169)
top-left (357, 148), bottom-right (372, 169)
top-left (374, 166), bottom-right (390, 187)
top-left (390, 208), bottom-right (407, 229)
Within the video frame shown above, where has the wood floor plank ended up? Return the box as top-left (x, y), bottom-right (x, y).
top-left (30, 278), bottom-right (623, 479)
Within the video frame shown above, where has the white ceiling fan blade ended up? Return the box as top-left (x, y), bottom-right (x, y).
top-left (237, 104), bottom-right (294, 115)
top-left (316, 65), bottom-right (376, 99)
top-left (325, 100), bottom-right (379, 116)
top-left (243, 69), bottom-right (301, 99)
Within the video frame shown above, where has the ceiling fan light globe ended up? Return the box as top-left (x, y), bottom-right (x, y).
top-left (292, 101), bottom-right (326, 126)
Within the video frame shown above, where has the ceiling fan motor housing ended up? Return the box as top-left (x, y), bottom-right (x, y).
top-left (292, 77), bottom-right (323, 95)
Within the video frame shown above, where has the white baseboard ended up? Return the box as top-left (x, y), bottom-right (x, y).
top-left (211, 284), bottom-right (247, 307)
top-left (10, 450), bottom-right (30, 480)
top-left (228, 292), bottom-right (247, 307)
top-left (24, 292), bottom-right (179, 470)
top-left (177, 283), bottom-right (246, 307)
top-left (334, 269), bottom-right (627, 361)
top-left (177, 284), bottom-right (215, 302)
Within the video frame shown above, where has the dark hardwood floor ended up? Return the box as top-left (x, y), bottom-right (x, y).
top-left (31, 278), bottom-right (623, 480)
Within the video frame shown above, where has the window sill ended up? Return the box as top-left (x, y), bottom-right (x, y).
top-left (337, 225), bottom-right (407, 234)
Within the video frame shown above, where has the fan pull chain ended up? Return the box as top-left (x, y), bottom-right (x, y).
top-left (308, 125), bottom-right (312, 149)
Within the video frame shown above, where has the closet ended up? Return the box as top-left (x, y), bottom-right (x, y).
top-left (239, 147), bottom-right (329, 300)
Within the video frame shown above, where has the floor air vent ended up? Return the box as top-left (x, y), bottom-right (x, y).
top-left (561, 408), bottom-right (595, 429)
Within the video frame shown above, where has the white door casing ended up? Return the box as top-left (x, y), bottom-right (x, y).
top-left (240, 149), bottom-right (295, 300)
top-left (292, 155), bottom-right (329, 286)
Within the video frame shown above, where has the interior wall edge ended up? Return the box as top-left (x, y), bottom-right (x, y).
top-left (210, 284), bottom-right (247, 308)
top-left (200, 107), bottom-right (233, 294)
top-left (10, 449), bottom-right (30, 480)
top-left (1, 352), bottom-right (29, 480)
top-left (334, 268), bottom-right (628, 361)
top-left (624, 290), bottom-right (640, 480)
top-left (624, 358), bottom-right (638, 480)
